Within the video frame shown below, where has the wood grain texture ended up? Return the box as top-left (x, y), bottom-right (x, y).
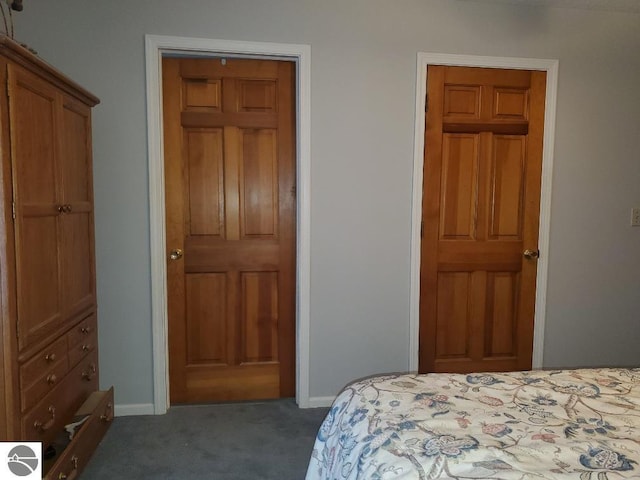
top-left (185, 129), bottom-right (224, 236)
top-left (0, 38), bottom-right (103, 456)
top-left (9, 66), bottom-right (63, 351)
top-left (59, 98), bottom-right (96, 323)
top-left (420, 65), bottom-right (546, 374)
top-left (164, 57), bottom-right (296, 403)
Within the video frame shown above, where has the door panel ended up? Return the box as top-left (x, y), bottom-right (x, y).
top-left (435, 272), bottom-right (471, 359)
top-left (240, 271), bottom-right (278, 363)
top-left (185, 129), bottom-right (224, 237)
top-left (185, 273), bottom-right (227, 364)
top-left (59, 98), bottom-right (95, 320)
top-left (440, 134), bottom-right (479, 239)
top-left (237, 80), bottom-right (277, 112)
top-left (8, 66), bottom-right (62, 350)
top-left (490, 136), bottom-right (525, 238)
top-left (239, 128), bottom-right (278, 237)
top-left (164, 57), bottom-right (295, 403)
top-left (420, 65), bottom-right (546, 374)
top-left (484, 272), bottom-right (519, 357)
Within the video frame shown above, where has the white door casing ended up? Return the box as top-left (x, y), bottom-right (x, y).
top-left (145, 35), bottom-right (312, 413)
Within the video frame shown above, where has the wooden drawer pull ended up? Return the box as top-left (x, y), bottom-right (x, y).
top-left (33, 405), bottom-right (56, 432)
top-left (100, 402), bottom-right (114, 423)
top-left (45, 352), bottom-right (57, 363)
top-left (46, 373), bottom-right (57, 385)
top-left (80, 326), bottom-right (93, 334)
top-left (81, 363), bottom-right (97, 381)
top-left (81, 344), bottom-right (92, 352)
top-left (58, 455), bottom-right (79, 480)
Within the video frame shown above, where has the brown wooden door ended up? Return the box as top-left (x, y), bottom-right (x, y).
top-left (419, 65), bottom-right (546, 374)
top-left (163, 57), bottom-right (296, 403)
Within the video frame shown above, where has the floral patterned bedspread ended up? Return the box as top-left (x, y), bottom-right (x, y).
top-left (306, 368), bottom-right (640, 480)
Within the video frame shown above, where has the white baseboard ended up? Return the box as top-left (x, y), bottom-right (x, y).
top-left (306, 396), bottom-right (335, 408)
top-left (115, 403), bottom-right (156, 417)
top-left (117, 398), bottom-right (332, 415)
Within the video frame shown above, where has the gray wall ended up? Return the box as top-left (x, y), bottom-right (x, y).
top-left (15, 0), bottom-right (640, 408)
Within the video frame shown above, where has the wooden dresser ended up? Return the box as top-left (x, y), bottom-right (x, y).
top-left (0, 36), bottom-right (113, 479)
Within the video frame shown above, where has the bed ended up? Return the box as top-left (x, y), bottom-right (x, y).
top-left (306, 368), bottom-right (640, 480)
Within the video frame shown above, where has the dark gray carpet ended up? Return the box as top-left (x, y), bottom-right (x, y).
top-left (81, 399), bottom-right (328, 480)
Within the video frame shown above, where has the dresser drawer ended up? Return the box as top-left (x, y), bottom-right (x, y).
top-left (71, 352), bottom-right (99, 401)
top-left (68, 331), bottom-right (97, 367)
top-left (44, 388), bottom-right (114, 480)
top-left (22, 352), bottom-right (99, 445)
top-left (22, 380), bottom-right (75, 446)
top-left (21, 358), bottom-right (68, 413)
top-left (19, 336), bottom-right (68, 389)
top-left (67, 315), bottom-right (97, 367)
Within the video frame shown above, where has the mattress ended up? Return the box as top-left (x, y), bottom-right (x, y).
top-left (306, 368), bottom-right (640, 479)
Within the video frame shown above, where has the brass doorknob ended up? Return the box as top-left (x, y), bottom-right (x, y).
top-left (523, 249), bottom-right (539, 260)
top-left (169, 249), bottom-right (183, 260)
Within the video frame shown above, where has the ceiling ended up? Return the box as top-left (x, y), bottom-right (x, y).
top-left (461, 0), bottom-right (640, 13)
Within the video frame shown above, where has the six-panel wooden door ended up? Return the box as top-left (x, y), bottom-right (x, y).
top-left (163, 57), bottom-right (296, 403)
top-left (420, 65), bottom-right (546, 374)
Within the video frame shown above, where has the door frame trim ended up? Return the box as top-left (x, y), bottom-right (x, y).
top-left (409, 53), bottom-right (559, 371)
top-left (145, 34), bottom-right (312, 413)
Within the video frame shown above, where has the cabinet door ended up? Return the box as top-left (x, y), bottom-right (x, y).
top-left (9, 68), bottom-right (96, 350)
top-left (8, 65), bottom-right (64, 350)
top-left (59, 96), bottom-right (95, 319)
